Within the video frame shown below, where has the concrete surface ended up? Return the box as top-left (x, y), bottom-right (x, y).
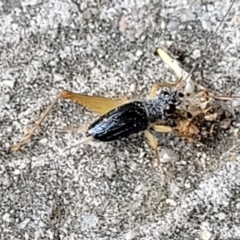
top-left (1, 0), bottom-right (240, 239)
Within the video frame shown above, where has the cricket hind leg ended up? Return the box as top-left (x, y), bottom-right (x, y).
top-left (11, 90), bottom-right (128, 151)
top-left (11, 92), bottom-right (65, 151)
top-left (149, 77), bottom-right (183, 98)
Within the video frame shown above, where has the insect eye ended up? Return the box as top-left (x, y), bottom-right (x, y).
top-left (166, 104), bottom-right (175, 114)
top-left (178, 92), bottom-right (184, 98)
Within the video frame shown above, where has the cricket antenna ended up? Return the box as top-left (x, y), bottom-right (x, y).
top-left (184, 0), bottom-right (236, 82)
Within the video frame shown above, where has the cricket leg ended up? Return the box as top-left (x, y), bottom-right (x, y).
top-left (153, 124), bottom-right (177, 134)
top-left (153, 123), bottom-right (195, 142)
top-left (149, 78), bottom-right (183, 98)
top-left (155, 48), bottom-right (189, 80)
top-left (144, 130), bottom-right (162, 170)
top-left (11, 90), bottom-right (128, 151)
top-left (11, 92), bottom-right (65, 151)
top-left (56, 126), bottom-right (89, 133)
top-left (151, 124), bottom-right (182, 179)
top-left (63, 136), bottom-right (94, 152)
top-left (144, 128), bottom-right (174, 178)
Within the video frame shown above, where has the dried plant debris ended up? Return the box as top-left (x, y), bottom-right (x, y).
top-left (155, 48), bottom-right (234, 144)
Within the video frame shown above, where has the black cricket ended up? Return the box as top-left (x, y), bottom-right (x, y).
top-left (86, 90), bottom-right (184, 141)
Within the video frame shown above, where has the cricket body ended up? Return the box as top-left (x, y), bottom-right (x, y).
top-left (86, 90), bottom-right (183, 142)
top-left (11, 84), bottom-right (184, 168)
top-left (10, 0), bottom-right (236, 170)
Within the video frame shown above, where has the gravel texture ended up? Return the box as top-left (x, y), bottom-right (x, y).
top-left (1, 0), bottom-right (240, 239)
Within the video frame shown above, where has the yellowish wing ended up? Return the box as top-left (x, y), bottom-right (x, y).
top-left (61, 91), bottom-right (130, 115)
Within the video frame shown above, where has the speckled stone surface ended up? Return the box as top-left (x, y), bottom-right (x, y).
top-left (1, 0), bottom-right (240, 239)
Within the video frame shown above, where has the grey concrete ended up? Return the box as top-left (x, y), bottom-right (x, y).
top-left (1, 0), bottom-right (240, 239)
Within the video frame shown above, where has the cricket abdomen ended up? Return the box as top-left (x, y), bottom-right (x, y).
top-left (86, 101), bottom-right (148, 141)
